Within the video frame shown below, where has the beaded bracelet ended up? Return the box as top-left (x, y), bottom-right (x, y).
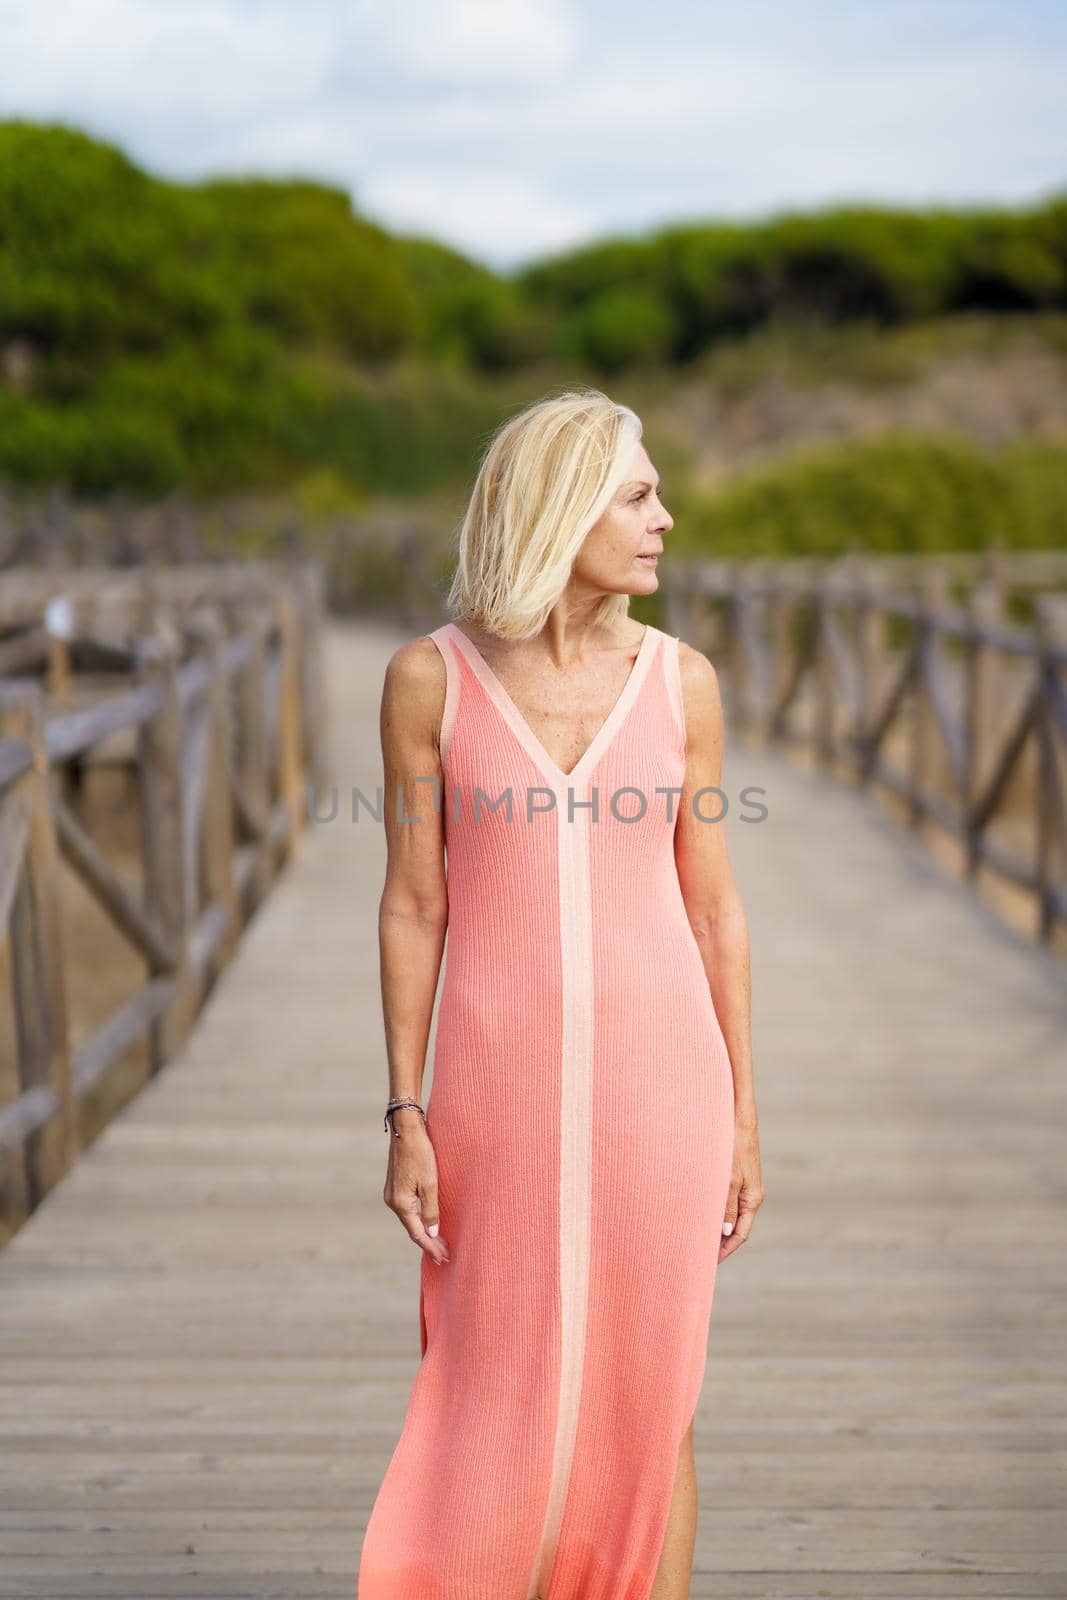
top-left (384, 1097), bottom-right (426, 1137)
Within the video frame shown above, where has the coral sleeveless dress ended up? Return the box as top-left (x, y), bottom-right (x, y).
top-left (358, 620), bottom-right (735, 1600)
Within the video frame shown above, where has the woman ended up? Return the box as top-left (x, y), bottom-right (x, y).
top-left (359, 389), bottom-right (763, 1600)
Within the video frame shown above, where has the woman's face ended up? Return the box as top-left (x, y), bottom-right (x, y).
top-left (572, 441), bottom-right (674, 600)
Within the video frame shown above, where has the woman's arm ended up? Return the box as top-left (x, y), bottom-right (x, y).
top-left (673, 642), bottom-right (764, 1261)
top-left (378, 637), bottom-right (452, 1265)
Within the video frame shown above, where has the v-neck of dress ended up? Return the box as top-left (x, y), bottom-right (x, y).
top-left (445, 620), bottom-right (657, 787)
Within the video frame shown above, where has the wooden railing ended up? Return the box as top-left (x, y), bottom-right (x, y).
top-left (0, 483), bottom-right (448, 631)
top-left (661, 550), bottom-right (1067, 950)
top-left (0, 562), bottom-right (327, 1235)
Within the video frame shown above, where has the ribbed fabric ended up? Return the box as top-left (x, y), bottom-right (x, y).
top-left (358, 623), bottom-right (735, 1600)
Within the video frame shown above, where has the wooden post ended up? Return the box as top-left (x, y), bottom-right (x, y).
top-left (660, 579), bottom-right (692, 653)
top-left (135, 635), bottom-right (194, 1072)
top-left (681, 575), bottom-right (720, 674)
top-left (186, 611), bottom-right (241, 975)
top-left (0, 683), bottom-right (76, 1210)
top-left (767, 579), bottom-right (794, 743)
top-left (43, 593), bottom-right (74, 705)
top-left (855, 564), bottom-right (888, 787)
top-left (1034, 596), bottom-right (1067, 943)
top-left (964, 579), bottom-right (1005, 878)
top-left (727, 570), bottom-right (751, 733)
top-left (238, 607), bottom-right (274, 904)
top-left (909, 568), bottom-right (949, 828)
top-left (274, 586), bottom-right (305, 855)
top-left (294, 562), bottom-right (330, 816)
top-left (813, 580), bottom-right (837, 770)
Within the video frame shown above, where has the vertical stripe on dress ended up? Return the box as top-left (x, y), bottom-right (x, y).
top-left (436, 631), bottom-right (461, 763)
top-left (526, 779), bottom-right (594, 1600)
top-left (663, 633), bottom-right (686, 750)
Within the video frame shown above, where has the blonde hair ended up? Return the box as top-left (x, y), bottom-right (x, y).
top-left (445, 387), bottom-right (644, 639)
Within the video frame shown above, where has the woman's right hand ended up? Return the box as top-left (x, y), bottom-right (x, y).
top-left (384, 1110), bottom-right (450, 1265)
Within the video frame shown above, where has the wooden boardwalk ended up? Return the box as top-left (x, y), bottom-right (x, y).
top-left (1, 618), bottom-right (1065, 1599)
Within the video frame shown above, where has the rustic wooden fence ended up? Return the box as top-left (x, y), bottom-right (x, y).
top-left (0, 561), bottom-right (327, 1237)
top-left (0, 482), bottom-right (447, 632)
top-left (661, 549), bottom-right (1067, 951)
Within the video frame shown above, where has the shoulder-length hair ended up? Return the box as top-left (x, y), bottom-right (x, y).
top-left (445, 387), bottom-right (643, 640)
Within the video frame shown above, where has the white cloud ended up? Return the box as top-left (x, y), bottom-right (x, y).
top-left (0, 1), bottom-right (330, 122)
top-left (360, 170), bottom-right (596, 261)
top-left (348, 0), bottom-right (577, 85)
top-left (0, 0), bottom-right (1064, 268)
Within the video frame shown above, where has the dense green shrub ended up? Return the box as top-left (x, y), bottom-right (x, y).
top-left (0, 388), bottom-right (186, 493)
top-left (516, 199), bottom-right (1067, 367)
top-left (946, 206), bottom-right (1066, 311)
top-left (679, 434), bottom-right (1067, 559)
top-left (195, 177), bottom-right (418, 358)
top-left (0, 121), bottom-right (420, 373)
top-left (555, 287), bottom-right (677, 372)
top-left (396, 237), bottom-right (550, 370)
top-left (2, 119), bottom-right (1067, 498)
top-left (0, 122), bottom-right (222, 363)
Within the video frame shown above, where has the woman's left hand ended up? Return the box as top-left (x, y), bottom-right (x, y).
top-left (719, 1117), bottom-right (764, 1263)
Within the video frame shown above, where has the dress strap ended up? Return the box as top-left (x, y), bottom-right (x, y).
top-left (427, 626), bottom-right (461, 764)
top-left (663, 632), bottom-right (686, 751)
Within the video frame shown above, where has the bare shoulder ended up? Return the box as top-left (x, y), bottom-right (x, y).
top-left (677, 639), bottom-right (720, 692)
top-left (380, 635), bottom-right (446, 744)
top-left (677, 640), bottom-right (724, 742)
top-left (382, 634), bottom-right (445, 696)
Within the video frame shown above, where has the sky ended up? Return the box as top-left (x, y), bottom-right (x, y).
top-left (1, 0), bottom-right (1065, 271)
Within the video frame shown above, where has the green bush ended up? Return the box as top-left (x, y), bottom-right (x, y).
top-left (268, 363), bottom-right (521, 493)
top-left (0, 122), bottom-right (212, 362)
top-left (946, 208), bottom-right (1066, 311)
top-left (555, 287), bottom-right (677, 372)
top-left (516, 198), bottom-right (1067, 367)
top-left (397, 237), bottom-right (550, 369)
top-left (0, 122), bottom-right (421, 374)
top-left (195, 178), bottom-right (419, 358)
top-left (3, 118), bottom-right (1067, 500)
top-left (680, 434), bottom-right (1067, 559)
top-left (0, 388), bottom-right (185, 493)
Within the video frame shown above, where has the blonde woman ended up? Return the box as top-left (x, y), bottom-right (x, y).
top-left (359, 389), bottom-right (763, 1600)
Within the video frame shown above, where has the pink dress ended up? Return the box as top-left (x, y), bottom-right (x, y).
top-left (358, 621), bottom-right (735, 1600)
